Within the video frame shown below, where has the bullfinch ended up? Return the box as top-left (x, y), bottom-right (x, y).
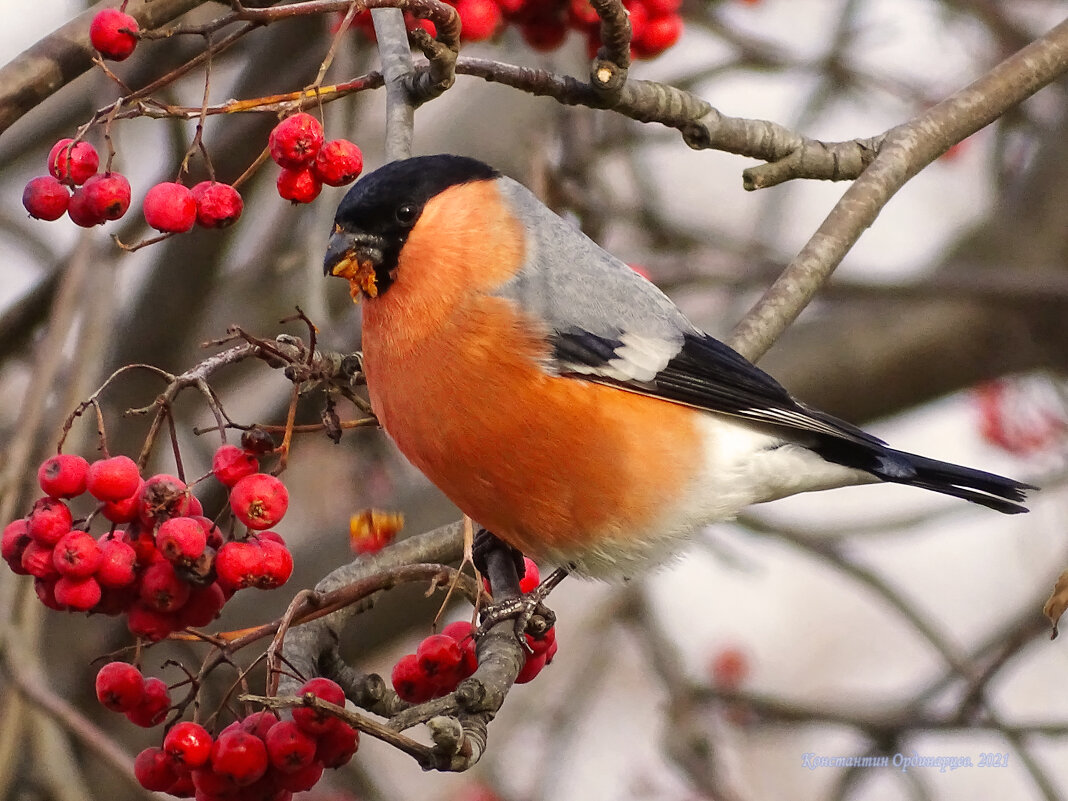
top-left (323, 154), bottom-right (1033, 580)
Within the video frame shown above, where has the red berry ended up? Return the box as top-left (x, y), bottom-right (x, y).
top-left (292, 677), bottom-right (346, 735)
top-left (95, 661), bottom-right (144, 712)
top-left (269, 113), bottom-right (325, 169)
top-left (191, 766), bottom-right (236, 797)
top-left (632, 12), bottom-right (681, 58)
top-left (96, 537), bottom-right (138, 587)
top-left (127, 602), bottom-right (179, 641)
top-left (52, 531), bottom-right (103, 578)
top-left (157, 517), bottom-right (207, 563)
top-left (54, 575), bottom-right (102, 610)
top-left (515, 652), bottom-right (546, 684)
top-left (276, 761), bottom-right (324, 793)
top-left (229, 473), bottom-right (289, 530)
top-left (21, 541), bottom-right (59, 579)
top-left (167, 771), bottom-right (195, 798)
top-left (164, 721), bottom-right (213, 768)
top-left (518, 556), bottom-right (540, 593)
top-left (214, 541), bottom-right (259, 591)
top-left (391, 653), bottom-right (435, 703)
top-left (22, 176), bottom-right (70, 221)
top-left (100, 479), bottom-right (144, 524)
top-left (80, 172), bottom-right (131, 221)
top-left (134, 747), bottom-right (180, 792)
top-left (256, 537), bottom-right (293, 589)
top-left (315, 721), bottom-right (359, 768)
top-left (276, 167), bottom-right (322, 203)
top-left (125, 676), bottom-right (171, 727)
top-left (191, 181), bottom-right (243, 229)
top-left (211, 444), bottom-right (258, 488)
top-left (265, 720), bottom-right (317, 773)
top-left (416, 633), bottom-right (464, 690)
top-left (522, 19), bottom-right (568, 51)
top-left (27, 497), bottom-right (72, 546)
top-left (177, 581), bottom-right (226, 628)
top-left (237, 710), bottom-right (279, 740)
top-left (66, 185), bottom-right (107, 227)
top-left (457, 0), bottom-right (502, 41)
top-left (86, 455), bottom-right (140, 502)
top-left (643, 0), bottom-right (681, 14)
top-left (525, 624), bottom-right (556, 657)
top-left (311, 140), bottom-right (364, 187)
top-left (568, 0), bottom-right (600, 27)
top-left (48, 139), bottom-right (99, 185)
top-left (139, 474), bottom-right (192, 526)
top-left (210, 730), bottom-right (269, 787)
top-left (34, 578), bottom-right (64, 610)
top-left (2, 519), bottom-right (32, 574)
top-left (90, 9), bottom-right (139, 60)
top-left (140, 560), bottom-right (191, 612)
top-left (441, 620), bottom-right (478, 678)
top-left (37, 454), bottom-right (89, 498)
top-left (143, 182), bottom-right (196, 233)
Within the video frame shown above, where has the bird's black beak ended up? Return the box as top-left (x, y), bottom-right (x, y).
top-left (324, 227), bottom-right (386, 300)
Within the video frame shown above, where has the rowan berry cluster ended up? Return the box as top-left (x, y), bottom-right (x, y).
top-left (352, 0), bottom-right (684, 58)
top-left (391, 558), bottom-right (558, 701)
top-left (104, 667), bottom-right (358, 799)
top-left (269, 113), bottom-right (365, 204)
top-left (1, 442), bottom-right (293, 640)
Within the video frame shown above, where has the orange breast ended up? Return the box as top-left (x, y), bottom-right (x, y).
top-left (363, 294), bottom-right (702, 560)
top-left (358, 178), bottom-right (703, 563)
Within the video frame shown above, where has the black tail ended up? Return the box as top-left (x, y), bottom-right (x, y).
top-left (811, 438), bottom-right (1036, 514)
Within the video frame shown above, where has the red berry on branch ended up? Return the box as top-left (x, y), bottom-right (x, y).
top-left (265, 720), bottom-right (318, 773)
top-left (215, 540), bottom-right (260, 591)
top-left (157, 517), bottom-right (208, 563)
top-left (315, 721), bottom-right (359, 768)
top-left (53, 531), bottom-right (103, 578)
top-left (143, 182), bottom-right (196, 233)
top-left (456, 0), bottom-right (502, 41)
top-left (95, 661), bottom-right (145, 712)
top-left (210, 730), bottom-right (269, 787)
top-left (125, 676), bottom-right (171, 727)
top-left (67, 186), bottom-right (107, 227)
top-left (518, 556), bottom-right (540, 593)
top-left (230, 473), bottom-right (289, 530)
top-left (34, 578), bottom-right (64, 610)
top-left (21, 541), bottom-right (60, 579)
top-left (96, 537), bottom-right (138, 587)
top-left (140, 560), bottom-right (192, 612)
top-left (292, 677), bottom-right (346, 736)
top-left (48, 139), bottom-right (99, 186)
top-left (101, 480), bottom-right (144, 524)
top-left (191, 181), bottom-right (243, 228)
top-left (81, 172), bottom-right (132, 221)
top-left (515, 652), bottom-right (546, 684)
top-left (643, 0), bottom-right (681, 14)
top-left (164, 721), bottom-right (214, 769)
top-left (139, 473), bottom-right (193, 526)
top-left (568, 0), bottom-right (600, 28)
top-left (90, 8), bottom-right (140, 61)
top-left (269, 113), bottom-right (325, 169)
top-left (134, 747), bottom-right (180, 792)
top-left (86, 455), bottom-right (141, 502)
top-left (312, 140), bottom-right (364, 187)
top-left (177, 581), bottom-right (226, 628)
top-left (191, 766), bottom-right (237, 797)
top-left (632, 12), bottom-right (682, 58)
top-left (256, 537), bottom-right (293, 589)
top-left (237, 710), bottom-right (279, 740)
top-left (127, 602), bottom-right (179, 642)
top-left (54, 574), bottom-right (102, 610)
top-left (416, 633), bottom-right (464, 689)
top-left (1, 519), bottom-right (32, 575)
top-left (22, 176), bottom-right (70, 221)
top-left (391, 653), bottom-right (435, 703)
top-left (211, 444), bottom-right (259, 488)
top-left (27, 497), bottom-right (73, 546)
top-left (276, 761), bottom-right (324, 793)
top-left (37, 454), bottom-right (89, 498)
top-left (277, 167), bottom-right (322, 203)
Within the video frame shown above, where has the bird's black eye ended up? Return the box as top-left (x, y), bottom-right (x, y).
top-left (395, 203), bottom-right (419, 226)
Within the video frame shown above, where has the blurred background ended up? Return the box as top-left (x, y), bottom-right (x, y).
top-left (0, 1), bottom-right (1066, 800)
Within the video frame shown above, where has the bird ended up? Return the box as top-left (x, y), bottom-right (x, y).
top-left (323, 154), bottom-right (1034, 580)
